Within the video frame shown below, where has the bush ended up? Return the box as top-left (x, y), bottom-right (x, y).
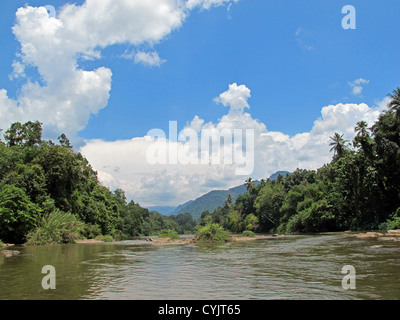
top-left (379, 208), bottom-right (400, 230)
top-left (82, 223), bottom-right (102, 239)
top-left (195, 223), bottom-right (229, 243)
top-left (285, 213), bottom-right (304, 233)
top-left (242, 230), bottom-right (255, 237)
top-left (94, 234), bottom-right (114, 242)
top-left (26, 210), bottom-right (83, 245)
top-left (158, 229), bottom-right (180, 240)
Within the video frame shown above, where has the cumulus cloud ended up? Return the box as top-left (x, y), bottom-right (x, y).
top-left (214, 83), bottom-right (251, 113)
top-left (348, 78), bottom-right (370, 96)
top-left (80, 83), bottom-right (387, 207)
top-left (0, 0), bottom-right (237, 144)
top-left (0, 1), bottom-right (385, 208)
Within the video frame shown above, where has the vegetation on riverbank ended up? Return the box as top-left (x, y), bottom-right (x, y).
top-left (158, 229), bottom-right (180, 240)
top-left (0, 122), bottom-right (195, 245)
top-left (0, 87), bottom-right (399, 246)
top-left (197, 88), bottom-right (400, 234)
top-left (194, 223), bottom-right (229, 243)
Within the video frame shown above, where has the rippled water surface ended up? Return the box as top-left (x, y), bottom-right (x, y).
top-left (1, 233), bottom-right (400, 300)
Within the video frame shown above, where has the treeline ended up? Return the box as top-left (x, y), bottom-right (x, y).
top-left (198, 88), bottom-right (400, 234)
top-left (0, 122), bottom-right (195, 244)
top-left (1, 87), bottom-right (399, 244)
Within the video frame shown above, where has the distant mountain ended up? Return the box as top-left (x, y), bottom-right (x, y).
top-left (147, 171), bottom-right (290, 218)
top-left (145, 200), bottom-right (194, 216)
top-left (169, 200), bottom-right (194, 215)
top-left (174, 184), bottom-right (249, 220)
top-left (269, 171), bottom-right (290, 180)
top-left (145, 206), bottom-right (177, 215)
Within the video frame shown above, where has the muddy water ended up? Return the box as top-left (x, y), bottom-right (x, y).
top-left (1, 233), bottom-right (399, 300)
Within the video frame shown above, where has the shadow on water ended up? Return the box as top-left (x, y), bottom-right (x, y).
top-left (1, 233), bottom-right (400, 300)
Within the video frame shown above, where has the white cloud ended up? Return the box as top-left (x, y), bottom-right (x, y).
top-left (0, 0), bottom-right (237, 144)
top-left (214, 83), bottom-right (251, 113)
top-left (9, 60), bottom-right (26, 80)
top-left (135, 51), bottom-right (166, 67)
top-left (80, 83), bottom-right (387, 207)
top-left (186, 0), bottom-right (239, 10)
top-left (122, 49), bottom-right (166, 67)
top-left (0, 2), bottom-right (386, 208)
top-left (348, 78), bottom-right (370, 96)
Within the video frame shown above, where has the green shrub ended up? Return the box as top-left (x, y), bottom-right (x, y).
top-left (158, 229), bottom-right (180, 240)
top-left (379, 208), bottom-right (400, 230)
top-left (26, 210), bottom-right (83, 245)
top-left (285, 213), bottom-right (304, 233)
top-left (82, 223), bottom-right (102, 239)
top-left (242, 230), bottom-right (255, 237)
top-left (94, 234), bottom-right (114, 242)
top-left (195, 223), bottom-right (229, 243)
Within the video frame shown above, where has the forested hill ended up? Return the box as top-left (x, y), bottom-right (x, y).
top-left (0, 122), bottom-right (195, 244)
top-left (196, 88), bottom-right (400, 234)
top-left (173, 172), bottom-right (289, 220)
top-left (174, 184), bottom-right (249, 220)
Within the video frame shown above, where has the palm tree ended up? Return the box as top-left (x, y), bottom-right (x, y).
top-left (355, 121), bottom-right (369, 137)
top-left (388, 87), bottom-right (400, 118)
top-left (354, 121), bottom-right (374, 158)
top-left (329, 133), bottom-right (348, 158)
top-left (245, 177), bottom-right (255, 192)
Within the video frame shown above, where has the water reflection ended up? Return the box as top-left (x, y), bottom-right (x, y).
top-left (1, 233), bottom-right (400, 300)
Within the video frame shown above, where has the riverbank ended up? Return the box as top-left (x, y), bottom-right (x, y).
top-left (146, 234), bottom-right (284, 246)
top-left (351, 230), bottom-right (400, 242)
top-left (0, 243), bottom-right (20, 258)
top-left (75, 239), bottom-right (107, 244)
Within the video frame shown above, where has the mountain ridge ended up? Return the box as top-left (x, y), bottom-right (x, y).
top-left (146, 171), bottom-right (290, 219)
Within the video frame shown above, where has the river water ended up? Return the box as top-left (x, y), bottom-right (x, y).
top-left (1, 233), bottom-right (399, 300)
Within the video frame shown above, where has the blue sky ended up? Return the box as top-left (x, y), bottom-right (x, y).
top-left (80, 0), bottom-right (399, 139)
top-left (0, 0), bottom-right (399, 206)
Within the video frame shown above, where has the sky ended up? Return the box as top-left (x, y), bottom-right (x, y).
top-left (0, 0), bottom-right (399, 207)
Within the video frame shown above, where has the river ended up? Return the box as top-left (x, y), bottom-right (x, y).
top-left (1, 233), bottom-right (399, 300)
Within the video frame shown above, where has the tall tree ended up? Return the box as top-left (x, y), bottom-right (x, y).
top-left (355, 121), bottom-right (369, 137)
top-left (353, 121), bottom-right (374, 159)
top-left (4, 121), bottom-right (42, 147)
top-left (245, 177), bottom-right (255, 192)
top-left (388, 87), bottom-right (400, 118)
top-left (329, 133), bottom-right (348, 158)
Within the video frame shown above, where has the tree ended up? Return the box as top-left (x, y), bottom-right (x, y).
top-left (329, 133), bottom-right (349, 158)
top-left (388, 87), bottom-right (400, 118)
top-left (353, 121), bottom-right (374, 159)
top-left (58, 134), bottom-right (72, 148)
top-left (355, 121), bottom-right (369, 138)
top-left (254, 183), bottom-right (284, 232)
top-left (245, 177), bottom-right (255, 192)
top-left (0, 185), bottom-right (40, 243)
top-left (4, 121), bottom-right (42, 147)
